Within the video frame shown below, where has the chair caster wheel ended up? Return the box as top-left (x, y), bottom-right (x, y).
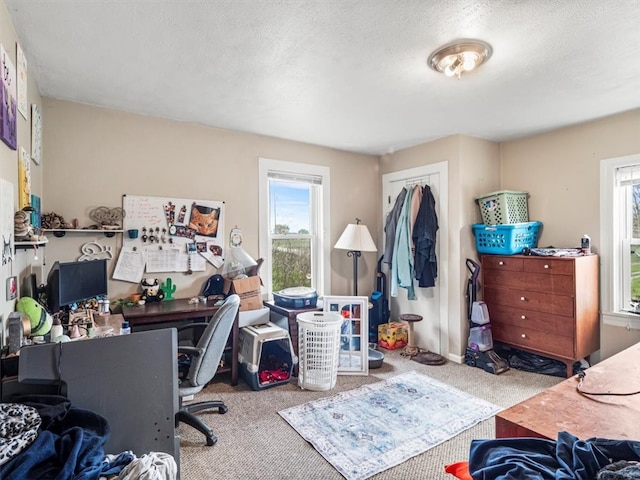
top-left (219, 405), bottom-right (228, 414)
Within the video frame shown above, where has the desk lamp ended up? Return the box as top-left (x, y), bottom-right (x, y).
top-left (334, 218), bottom-right (377, 296)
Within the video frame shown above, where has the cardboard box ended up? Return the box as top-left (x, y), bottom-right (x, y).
top-left (223, 275), bottom-right (262, 311)
top-left (378, 322), bottom-right (408, 350)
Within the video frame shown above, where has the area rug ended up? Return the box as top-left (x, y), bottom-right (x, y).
top-left (278, 370), bottom-right (502, 480)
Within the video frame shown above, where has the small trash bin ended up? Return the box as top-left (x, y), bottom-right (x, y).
top-left (296, 311), bottom-right (343, 391)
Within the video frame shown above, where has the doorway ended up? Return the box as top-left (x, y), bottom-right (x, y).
top-left (381, 161), bottom-right (448, 356)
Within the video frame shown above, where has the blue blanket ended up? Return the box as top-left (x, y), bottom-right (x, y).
top-left (0, 395), bottom-right (132, 480)
top-left (469, 431), bottom-right (640, 480)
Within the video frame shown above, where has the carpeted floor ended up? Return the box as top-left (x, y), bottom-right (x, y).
top-left (178, 349), bottom-right (561, 480)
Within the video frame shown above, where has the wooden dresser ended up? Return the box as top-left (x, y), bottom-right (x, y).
top-left (482, 254), bottom-right (599, 377)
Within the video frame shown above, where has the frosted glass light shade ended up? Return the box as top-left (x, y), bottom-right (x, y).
top-left (334, 224), bottom-right (377, 252)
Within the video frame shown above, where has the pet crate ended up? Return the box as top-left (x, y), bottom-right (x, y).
top-left (296, 311), bottom-right (343, 391)
top-left (238, 322), bottom-right (296, 391)
top-left (472, 221), bottom-right (542, 255)
top-left (476, 190), bottom-right (529, 225)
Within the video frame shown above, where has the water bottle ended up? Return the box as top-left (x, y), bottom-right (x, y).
top-left (581, 234), bottom-right (591, 255)
top-left (120, 321), bottom-right (131, 335)
top-left (50, 317), bottom-right (64, 341)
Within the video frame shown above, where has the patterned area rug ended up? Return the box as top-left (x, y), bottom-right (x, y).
top-left (279, 370), bottom-right (502, 480)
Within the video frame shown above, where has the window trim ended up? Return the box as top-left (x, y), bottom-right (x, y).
top-left (600, 153), bottom-right (640, 329)
top-left (258, 158), bottom-right (331, 298)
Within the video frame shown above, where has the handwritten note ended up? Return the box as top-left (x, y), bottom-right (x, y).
top-left (113, 248), bottom-right (145, 283)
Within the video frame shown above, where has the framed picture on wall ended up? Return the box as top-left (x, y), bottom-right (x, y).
top-left (16, 43), bottom-right (28, 120)
top-left (0, 43), bottom-right (18, 150)
top-left (32, 104), bottom-right (42, 165)
top-left (6, 276), bottom-right (17, 301)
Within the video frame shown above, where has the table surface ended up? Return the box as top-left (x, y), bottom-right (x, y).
top-left (495, 341), bottom-right (640, 440)
top-left (121, 297), bottom-right (222, 323)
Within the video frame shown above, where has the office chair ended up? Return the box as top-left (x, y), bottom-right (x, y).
top-left (175, 294), bottom-right (240, 446)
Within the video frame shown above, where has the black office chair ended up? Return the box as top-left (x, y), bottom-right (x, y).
top-left (175, 294), bottom-right (240, 446)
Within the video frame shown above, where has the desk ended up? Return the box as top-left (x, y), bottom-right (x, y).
top-left (495, 342), bottom-right (640, 440)
top-left (264, 301), bottom-right (321, 376)
top-left (122, 298), bottom-right (239, 386)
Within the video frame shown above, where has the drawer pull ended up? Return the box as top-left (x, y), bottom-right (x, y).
top-left (521, 333), bottom-right (526, 338)
top-left (520, 296), bottom-right (526, 301)
top-left (499, 261), bottom-right (504, 266)
top-left (521, 315), bottom-right (526, 320)
top-left (544, 264), bottom-right (549, 269)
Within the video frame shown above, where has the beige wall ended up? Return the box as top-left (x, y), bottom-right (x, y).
top-left (0, 1), bottom-right (43, 339)
top-left (42, 99), bottom-right (380, 302)
top-left (501, 110), bottom-right (640, 359)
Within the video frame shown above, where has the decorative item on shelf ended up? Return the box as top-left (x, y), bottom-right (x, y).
top-left (89, 206), bottom-right (126, 229)
top-left (42, 212), bottom-right (73, 236)
top-left (162, 277), bottom-right (176, 300)
top-left (14, 210), bottom-right (34, 240)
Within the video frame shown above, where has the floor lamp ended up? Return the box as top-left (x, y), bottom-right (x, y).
top-left (334, 218), bottom-right (377, 296)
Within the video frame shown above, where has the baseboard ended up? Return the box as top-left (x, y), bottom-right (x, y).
top-left (448, 353), bottom-right (464, 364)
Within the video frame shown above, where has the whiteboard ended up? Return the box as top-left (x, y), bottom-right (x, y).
top-left (120, 194), bottom-right (225, 275)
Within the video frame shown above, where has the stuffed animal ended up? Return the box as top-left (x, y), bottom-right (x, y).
top-left (15, 297), bottom-right (53, 337)
top-left (140, 278), bottom-right (165, 303)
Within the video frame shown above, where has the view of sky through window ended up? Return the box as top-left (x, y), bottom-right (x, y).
top-left (270, 181), bottom-right (310, 233)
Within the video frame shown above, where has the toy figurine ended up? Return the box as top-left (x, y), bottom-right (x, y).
top-left (140, 278), bottom-right (165, 303)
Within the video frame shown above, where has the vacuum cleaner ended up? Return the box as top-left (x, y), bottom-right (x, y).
top-left (463, 259), bottom-right (509, 375)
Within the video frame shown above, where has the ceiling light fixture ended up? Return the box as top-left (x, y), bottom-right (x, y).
top-left (428, 39), bottom-right (492, 79)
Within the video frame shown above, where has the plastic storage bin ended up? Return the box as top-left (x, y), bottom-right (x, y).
top-left (472, 221), bottom-right (542, 255)
top-left (468, 325), bottom-right (493, 352)
top-left (476, 190), bottom-right (529, 225)
top-left (238, 322), bottom-right (296, 391)
top-left (296, 311), bottom-right (343, 391)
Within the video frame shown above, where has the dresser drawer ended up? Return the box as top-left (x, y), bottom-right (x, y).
top-left (483, 269), bottom-right (575, 295)
top-left (482, 255), bottom-right (523, 272)
top-left (484, 286), bottom-right (574, 317)
top-left (487, 303), bottom-right (574, 337)
top-left (491, 322), bottom-right (574, 359)
top-left (523, 258), bottom-right (575, 275)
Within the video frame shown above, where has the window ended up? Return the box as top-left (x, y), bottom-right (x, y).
top-left (258, 158), bottom-right (330, 297)
top-left (600, 154), bottom-right (640, 329)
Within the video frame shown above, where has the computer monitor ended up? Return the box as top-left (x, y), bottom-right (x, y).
top-left (46, 259), bottom-right (108, 313)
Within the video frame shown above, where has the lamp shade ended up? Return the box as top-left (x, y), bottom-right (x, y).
top-left (334, 223), bottom-right (377, 252)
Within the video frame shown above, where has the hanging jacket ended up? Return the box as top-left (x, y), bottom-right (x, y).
top-left (413, 184), bottom-right (438, 288)
top-left (391, 187), bottom-right (416, 300)
top-left (383, 187), bottom-right (408, 266)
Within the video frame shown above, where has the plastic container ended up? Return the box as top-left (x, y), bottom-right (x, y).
top-left (470, 301), bottom-right (490, 325)
top-left (472, 221), bottom-right (542, 255)
top-left (120, 321), bottom-right (131, 335)
top-left (238, 322), bottom-right (297, 391)
top-left (476, 190), bottom-right (529, 225)
top-left (296, 312), bottom-right (343, 391)
top-left (468, 325), bottom-right (493, 352)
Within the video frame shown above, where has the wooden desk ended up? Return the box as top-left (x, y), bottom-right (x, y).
top-left (495, 342), bottom-right (640, 440)
top-left (263, 301), bottom-right (321, 376)
top-left (122, 298), bottom-right (239, 386)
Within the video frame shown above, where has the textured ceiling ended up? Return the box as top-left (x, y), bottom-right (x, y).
top-left (5, 0), bottom-right (640, 155)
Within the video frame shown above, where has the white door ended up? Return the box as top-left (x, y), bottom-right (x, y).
top-left (381, 162), bottom-right (448, 356)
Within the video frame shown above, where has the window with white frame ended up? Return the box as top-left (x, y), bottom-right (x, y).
top-left (258, 158), bottom-right (330, 298)
top-left (600, 154), bottom-right (640, 329)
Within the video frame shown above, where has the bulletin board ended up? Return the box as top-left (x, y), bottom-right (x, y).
top-left (114, 194), bottom-right (225, 282)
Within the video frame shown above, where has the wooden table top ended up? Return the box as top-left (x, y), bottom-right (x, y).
top-left (121, 297), bottom-right (221, 324)
top-left (496, 342), bottom-right (640, 440)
